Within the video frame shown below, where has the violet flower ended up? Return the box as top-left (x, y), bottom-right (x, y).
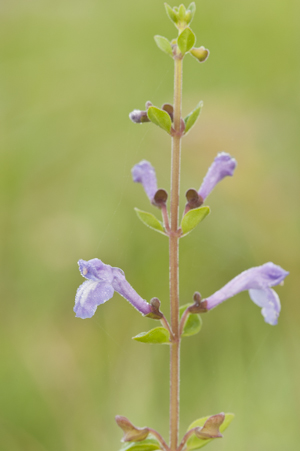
top-left (203, 262), bottom-right (289, 325)
top-left (132, 160), bottom-right (157, 204)
top-left (199, 152), bottom-right (237, 201)
top-left (74, 258), bottom-right (152, 319)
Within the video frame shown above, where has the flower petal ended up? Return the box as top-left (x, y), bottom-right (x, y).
top-left (74, 280), bottom-right (114, 319)
top-left (111, 267), bottom-right (152, 316)
top-left (204, 262), bottom-right (288, 325)
top-left (132, 160), bottom-right (158, 203)
top-left (78, 258), bottom-right (114, 283)
top-left (75, 258), bottom-right (152, 318)
top-left (198, 152), bottom-right (236, 201)
top-left (249, 288), bottom-right (281, 325)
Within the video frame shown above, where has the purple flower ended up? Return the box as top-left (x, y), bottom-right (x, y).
top-left (204, 263), bottom-right (289, 325)
top-left (74, 258), bottom-right (152, 319)
top-left (199, 152), bottom-right (237, 201)
top-left (132, 160), bottom-right (157, 203)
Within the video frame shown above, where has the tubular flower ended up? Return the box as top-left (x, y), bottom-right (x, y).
top-left (132, 160), bottom-right (158, 203)
top-left (74, 258), bottom-right (152, 319)
top-left (198, 152), bottom-right (237, 201)
top-left (203, 262), bottom-right (289, 325)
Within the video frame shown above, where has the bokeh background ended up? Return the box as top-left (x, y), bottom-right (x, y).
top-left (1, 1), bottom-right (299, 450)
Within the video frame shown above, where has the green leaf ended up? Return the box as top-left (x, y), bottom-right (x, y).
top-left (147, 106), bottom-right (172, 133)
top-left (134, 208), bottom-right (166, 235)
top-left (120, 438), bottom-right (161, 451)
top-left (186, 414), bottom-right (234, 450)
top-left (178, 4), bottom-right (186, 20)
top-left (187, 2), bottom-right (196, 14)
top-left (179, 304), bottom-right (202, 337)
top-left (133, 327), bottom-right (170, 344)
top-left (181, 206), bottom-right (210, 236)
top-left (177, 27), bottom-right (196, 55)
top-left (164, 3), bottom-right (178, 24)
top-left (154, 35), bottom-right (173, 57)
top-left (184, 101), bottom-right (203, 135)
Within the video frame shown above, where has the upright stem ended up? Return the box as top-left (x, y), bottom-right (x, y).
top-left (169, 56), bottom-right (183, 451)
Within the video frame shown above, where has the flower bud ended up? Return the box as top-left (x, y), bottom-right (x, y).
top-left (129, 109), bottom-right (150, 124)
top-left (146, 297), bottom-right (164, 320)
top-left (162, 103), bottom-right (174, 121)
top-left (185, 189), bottom-right (203, 209)
top-left (153, 189), bottom-right (168, 208)
top-left (194, 413), bottom-right (225, 439)
top-left (190, 46), bottom-right (210, 63)
top-left (115, 416), bottom-right (149, 442)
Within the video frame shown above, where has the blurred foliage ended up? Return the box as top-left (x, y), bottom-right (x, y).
top-left (1, 1), bottom-right (299, 450)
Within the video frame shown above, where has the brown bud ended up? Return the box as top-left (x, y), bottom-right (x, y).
top-left (115, 415), bottom-right (149, 442)
top-left (194, 413), bottom-right (225, 439)
top-left (188, 294), bottom-right (208, 314)
top-left (185, 189), bottom-right (203, 209)
top-left (162, 103), bottom-right (174, 121)
top-left (146, 297), bottom-right (163, 320)
top-left (153, 189), bottom-right (168, 207)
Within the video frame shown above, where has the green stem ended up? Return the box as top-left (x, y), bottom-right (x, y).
top-left (169, 56), bottom-right (183, 451)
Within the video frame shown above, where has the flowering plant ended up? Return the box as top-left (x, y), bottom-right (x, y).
top-left (74, 4), bottom-right (288, 451)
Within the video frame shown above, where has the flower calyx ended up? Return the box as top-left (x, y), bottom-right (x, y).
top-left (188, 292), bottom-right (208, 314)
top-left (185, 189), bottom-right (203, 210)
top-left (115, 415), bottom-right (150, 442)
top-left (194, 413), bottom-right (225, 439)
top-left (190, 46), bottom-right (210, 63)
top-left (146, 297), bottom-right (164, 320)
top-left (152, 189), bottom-right (168, 208)
top-left (129, 101), bottom-right (153, 124)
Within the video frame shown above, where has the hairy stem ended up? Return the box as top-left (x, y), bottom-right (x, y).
top-left (169, 55), bottom-right (183, 451)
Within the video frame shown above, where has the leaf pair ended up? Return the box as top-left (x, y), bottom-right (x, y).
top-left (133, 305), bottom-right (201, 344)
top-left (135, 205), bottom-right (210, 237)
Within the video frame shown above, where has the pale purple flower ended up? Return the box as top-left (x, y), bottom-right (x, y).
top-left (203, 262), bottom-right (288, 325)
top-left (199, 152), bottom-right (237, 201)
top-left (74, 258), bottom-right (152, 319)
top-left (132, 160), bottom-right (157, 203)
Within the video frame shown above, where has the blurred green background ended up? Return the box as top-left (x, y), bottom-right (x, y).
top-left (1, 1), bottom-right (299, 450)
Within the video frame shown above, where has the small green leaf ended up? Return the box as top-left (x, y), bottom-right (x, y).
top-left (164, 3), bottom-right (178, 24)
top-left (154, 35), bottom-right (173, 57)
top-left (178, 4), bottom-right (186, 20)
top-left (120, 438), bottom-right (161, 451)
top-left (147, 106), bottom-right (172, 134)
top-left (133, 327), bottom-right (170, 344)
top-left (184, 101), bottom-right (203, 135)
top-left (177, 27), bottom-right (196, 55)
top-left (134, 208), bottom-right (166, 235)
top-left (186, 414), bottom-right (234, 450)
top-left (187, 2), bottom-right (196, 14)
top-left (179, 304), bottom-right (202, 337)
top-left (181, 206), bottom-right (210, 236)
